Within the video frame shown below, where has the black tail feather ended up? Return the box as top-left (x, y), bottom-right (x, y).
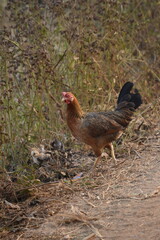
top-left (117, 82), bottom-right (133, 104)
top-left (117, 82), bottom-right (142, 109)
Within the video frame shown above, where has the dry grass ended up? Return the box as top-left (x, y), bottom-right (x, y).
top-left (0, 1), bottom-right (160, 239)
top-left (0, 0), bottom-right (160, 170)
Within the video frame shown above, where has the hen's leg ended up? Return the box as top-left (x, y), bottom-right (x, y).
top-left (93, 152), bottom-right (108, 169)
top-left (93, 156), bottom-right (101, 169)
top-left (108, 143), bottom-right (117, 164)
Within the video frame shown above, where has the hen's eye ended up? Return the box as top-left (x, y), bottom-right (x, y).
top-left (66, 93), bottom-right (71, 98)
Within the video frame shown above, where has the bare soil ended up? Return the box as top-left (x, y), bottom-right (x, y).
top-left (1, 113), bottom-right (160, 240)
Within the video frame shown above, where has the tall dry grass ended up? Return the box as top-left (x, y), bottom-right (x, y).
top-left (0, 0), bottom-right (159, 172)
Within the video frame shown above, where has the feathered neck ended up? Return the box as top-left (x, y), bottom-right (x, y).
top-left (66, 97), bottom-right (83, 119)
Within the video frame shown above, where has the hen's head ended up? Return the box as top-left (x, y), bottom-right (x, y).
top-left (62, 92), bottom-right (75, 104)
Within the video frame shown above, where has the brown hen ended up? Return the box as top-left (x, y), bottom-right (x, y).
top-left (62, 82), bottom-right (142, 168)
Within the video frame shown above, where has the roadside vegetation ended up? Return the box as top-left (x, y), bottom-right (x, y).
top-left (0, 0), bottom-right (160, 185)
top-left (0, 1), bottom-right (160, 238)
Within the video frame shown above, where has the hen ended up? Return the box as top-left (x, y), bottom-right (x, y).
top-left (62, 82), bottom-right (142, 168)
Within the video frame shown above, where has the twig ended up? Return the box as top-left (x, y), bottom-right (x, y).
top-left (18, 181), bottom-right (59, 192)
top-left (83, 233), bottom-right (96, 240)
top-left (43, 80), bottom-right (64, 121)
top-left (83, 198), bottom-right (96, 208)
top-left (86, 222), bottom-right (104, 240)
top-left (133, 150), bottom-right (142, 158)
top-left (53, 49), bottom-right (67, 69)
top-left (16, 234), bottom-right (24, 240)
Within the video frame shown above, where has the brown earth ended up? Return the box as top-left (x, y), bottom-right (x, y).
top-left (24, 138), bottom-right (160, 240)
top-left (1, 110), bottom-right (160, 240)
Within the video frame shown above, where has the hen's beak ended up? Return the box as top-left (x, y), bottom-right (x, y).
top-left (62, 92), bottom-right (66, 102)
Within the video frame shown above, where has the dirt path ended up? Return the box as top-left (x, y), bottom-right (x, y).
top-left (22, 132), bottom-right (160, 240)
